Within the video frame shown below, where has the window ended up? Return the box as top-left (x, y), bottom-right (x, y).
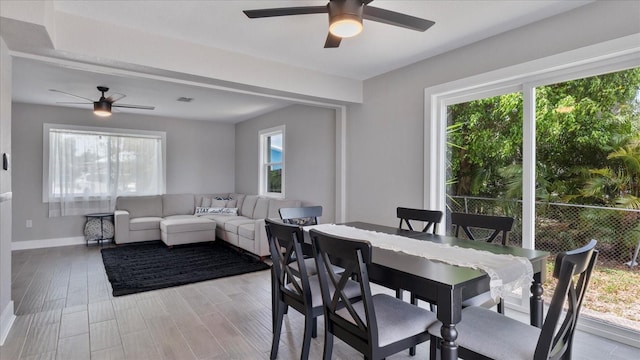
top-left (259, 125), bottom-right (285, 197)
top-left (44, 124), bottom-right (166, 216)
top-left (426, 39), bottom-right (640, 341)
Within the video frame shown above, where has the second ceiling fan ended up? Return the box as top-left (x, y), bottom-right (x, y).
top-left (243, 0), bottom-right (435, 48)
top-left (50, 86), bottom-right (155, 117)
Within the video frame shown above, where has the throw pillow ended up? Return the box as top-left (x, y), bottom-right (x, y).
top-left (194, 207), bottom-right (238, 216)
top-left (226, 199), bottom-right (237, 208)
top-left (201, 197), bottom-right (212, 207)
top-left (214, 207), bottom-right (238, 216)
top-left (194, 206), bottom-right (213, 215)
top-left (211, 199), bottom-right (227, 207)
top-left (292, 217), bottom-right (314, 226)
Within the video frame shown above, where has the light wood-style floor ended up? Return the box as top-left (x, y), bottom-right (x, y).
top-left (1, 243), bottom-right (638, 360)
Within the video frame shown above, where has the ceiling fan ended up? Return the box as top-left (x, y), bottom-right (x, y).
top-left (49, 86), bottom-right (155, 117)
top-left (243, 0), bottom-right (435, 48)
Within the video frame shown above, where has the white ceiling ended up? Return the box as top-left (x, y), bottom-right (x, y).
top-left (9, 0), bottom-right (593, 123)
top-left (12, 58), bottom-right (296, 123)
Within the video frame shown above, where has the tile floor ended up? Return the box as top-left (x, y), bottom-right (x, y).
top-left (0, 243), bottom-right (638, 359)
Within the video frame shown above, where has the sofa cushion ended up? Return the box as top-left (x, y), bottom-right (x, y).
top-left (231, 193), bottom-right (246, 212)
top-left (117, 195), bottom-right (163, 218)
top-left (252, 198), bottom-right (270, 219)
top-left (164, 214), bottom-right (196, 220)
top-left (160, 218), bottom-right (216, 234)
top-left (200, 214), bottom-right (248, 230)
top-left (162, 194), bottom-right (195, 217)
top-left (238, 223), bottom-right (255, 240)
top-left (224, 218), bottom-right (256, 233)
top-left (129, 217), bottom-right (163, 231)
top-left (240, 195), bottom-right (258, 217)
top-left (267, 199), bottom-right (303, 218)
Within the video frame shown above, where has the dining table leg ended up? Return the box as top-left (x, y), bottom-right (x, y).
top-left (437, 290), bottom-right (462, 360)
top-left (439, 324), bottom-right (458, 360)
top-left (530, 273), bottom-right (544, 327)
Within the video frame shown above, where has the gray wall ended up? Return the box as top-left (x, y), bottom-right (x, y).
top-left (235, 104), bottom-right (336, 223)
top-left (346, 1), bottom-right (640, 227)
top-left (11, 103), bottom-right (236, 242)
top-left (0, 36), bottom-right (13, 342)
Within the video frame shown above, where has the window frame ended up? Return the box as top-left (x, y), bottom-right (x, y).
top-left (425, 36), bottom-right (640, 244)
top-left (258, 125), bottom-right (285, 198)
top-left (425, 36), bottom-right (640, 318)
top-left (42, 123), bottom-right (167, 203)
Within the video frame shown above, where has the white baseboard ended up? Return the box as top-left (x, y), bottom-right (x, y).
top-left (11, 236), bottom-right (86, 251)
top-left (506, 303), bottom-right (640, 349)
top-left (577, 316), bottom-right (640, 349)
top-left (0, 301), bottom-right (15, 346)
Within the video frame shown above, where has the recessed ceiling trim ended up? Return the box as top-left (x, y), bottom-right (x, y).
top-left (10, 50), bottom-right (349, 110)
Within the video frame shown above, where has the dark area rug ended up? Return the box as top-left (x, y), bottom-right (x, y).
top-left (101, 241), bottom-right (270, 296)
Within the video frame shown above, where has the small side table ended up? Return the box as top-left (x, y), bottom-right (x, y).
top-left (84, 213), bottom-right (114, 246)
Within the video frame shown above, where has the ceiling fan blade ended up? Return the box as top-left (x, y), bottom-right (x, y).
top-left (107, 93), bottom-right (127, 103)
top-left (363, 6), bottom-right (435, 31)
top-left (49, 89), bottom-right (94, 103)
top-left (324, 33), bottom-right (342, 48)
top-left (112, 103), bottom-right (155, 110)
top-left (56, 102), bottom-right (91, 105)
top-left (243, 6), bottom-right (327, 18)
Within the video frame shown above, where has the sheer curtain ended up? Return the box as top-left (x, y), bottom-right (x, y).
top-left (47, 128), bottom-right (164, 217)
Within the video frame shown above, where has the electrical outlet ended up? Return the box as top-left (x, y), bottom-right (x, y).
top-left (26, 219), bottom-right (32, 228)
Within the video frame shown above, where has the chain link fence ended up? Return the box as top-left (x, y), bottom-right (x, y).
top-left (447, 196), bottom-right (640, 268)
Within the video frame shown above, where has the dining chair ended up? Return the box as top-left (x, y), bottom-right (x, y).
top-left (450, 212), bottom-right (514, 245)
top-left (310, 228), bottom-right (438, 360)
top-left (451, 212), bottom-right (515, 314)
top-left (396, 207), bottom-right (441, 332)
top-left (397, 207), bottom-right (443, 233)
top-left (279, 205), bottom-right (323, 275)
top-left (428, 239), bottom-right (598, 360)
top-left (279, 205), bottom-right (323, 226)
top-left (265, 219), bottom-right (360, 360)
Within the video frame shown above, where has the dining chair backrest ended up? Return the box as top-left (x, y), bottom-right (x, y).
top-left (265, 218), bottom-right (311, 306)
top-left (428, 239), bottom-right (598, 360)
top-left (450, 212), bottom-right (514, 245)
top-left (311, 229), bottom-right (436, 359)
top-left (397, 207), bottom-right (443, 234)
top-left (535, 239), bottom-right (598, 359)
top-left (266, 218), bottom-right (325, 359)
top-left (279, 206), bottom-right (323, 226)
top-left (310, 229), bottom-right (377, 347)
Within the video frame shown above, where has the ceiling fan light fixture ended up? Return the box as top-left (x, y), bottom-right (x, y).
top-left (329, 14), bottom-right (363, 38)
top-left (93, 101), bottom-right (112, 117)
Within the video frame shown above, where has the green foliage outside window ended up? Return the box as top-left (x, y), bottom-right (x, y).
top-left (447, 68), bottom-right (640, 257)
top-left (268, 168), bottom-right (282, 193)
top-left (448, 68), bottom-right (640, 206)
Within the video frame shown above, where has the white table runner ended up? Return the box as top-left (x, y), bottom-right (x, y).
top-left (307, 224), bottom-right (533, 300)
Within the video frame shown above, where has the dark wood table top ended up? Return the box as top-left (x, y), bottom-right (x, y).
top-left (341, 221), bottom-right (548, 291)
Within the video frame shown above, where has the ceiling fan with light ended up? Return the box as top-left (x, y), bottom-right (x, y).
top-left (49, 86), bottom-right (155, 117)
top-left (243, 0), bottom-right (435, 48)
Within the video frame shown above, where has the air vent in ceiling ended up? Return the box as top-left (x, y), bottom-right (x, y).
top-left (177, 97), bottom-right (194, 102)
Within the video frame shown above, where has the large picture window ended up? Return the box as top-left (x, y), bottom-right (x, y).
top-left (44, 124), bottom-right (166, 216)
top-left (426, 40), bottom-right (640, 342)
top-left (259, 125), bottom-right (285, 197)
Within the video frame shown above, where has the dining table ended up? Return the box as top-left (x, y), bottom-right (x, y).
top-left (307, 221), bottom-right (550, 360)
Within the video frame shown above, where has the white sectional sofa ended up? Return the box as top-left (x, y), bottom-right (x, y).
top-left (114, 193), bottom-right (301, 257)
